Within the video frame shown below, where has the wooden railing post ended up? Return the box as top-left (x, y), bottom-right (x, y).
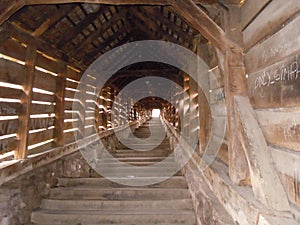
top-left (53, 62), bottom-right (67, 146)
top-left (16, 42), bottom-right (37, 159)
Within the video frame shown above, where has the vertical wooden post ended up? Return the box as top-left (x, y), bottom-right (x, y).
top-left (183, 73), bottom-right (190, 138)
top-left (223, 6), bottom-right (250, 185)
top-left (77, 81), bottom-right (86, 139)
top-left (53, 62), bottom-right (66, 146)
top-left (16, 42), bottom-right (37, 159)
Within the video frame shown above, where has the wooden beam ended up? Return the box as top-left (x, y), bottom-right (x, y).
top-left (83, 25), bottom-right (131, 64)
top-left (56, 6), bottom-right (107, 48)
top-left (132, 8), bottom-right (182, 45)
top-left (113, 69), bottom-right (179, 78)
top-left (6, 22), bottom-right (85, 70)
top-left (32, 4), bottom-right (74, 37)
top-left (221, 6), bottom-right (249, 186)
top-left (171, 0), bottom-right (238, 53)
top-left (234, 96), bottom-right (290, 211)
top-left (0, 0), bottom-right (25, 26)
top-left (53, 62), bottom-right (67, 147)
top-left (140, 6), bottom-right (195, 44)
top-left (16, 42), bottom-right (37, 159)
top-left (69, 10), bottom-right (127, 58)
top-left (83, 30), bottom-right (132, 66)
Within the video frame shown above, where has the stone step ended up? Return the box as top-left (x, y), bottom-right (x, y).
top-left (41, 198), bottom-right (193, 211)
top-left (114, 149), bottom-right (171, 154)
top-left (49, 187), bottom-right (190, 200)
top-left (108, 153), bottom-right (172, 158)
top-left (57, 177), bottom-right (188, 188)
top-left (95, 165), bottom-right (179, 173)
top-left (99, 156), bottom-right (172, 163)
top-left (97, 161), bottom-right (177, 166)
top-left (32, 209), bottom-right (196, 225)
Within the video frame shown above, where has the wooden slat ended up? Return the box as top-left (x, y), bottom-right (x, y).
top-left (30, 104), bottom-right (55, 114)
top-left (0, 58), bottom-right (25, 85)
top-left (247, 53), bottom-right (300, 108)
top-left (0, 136), bottom-right (17, 154)
top-left (32, 92), bottom-right (54, 102)
top-left (16, 43), bottom-right (37, 159)
top-left (241, 0), bottom-right (271, 30)
top-left (34, 70), bottom-right (57, 92)
top-left (0, 38), bottom-right (26, 61)
top-left (36, 52), bottom-right (60, 74)
top-left (28, 129), bottom-right (54, 146)
top-left (29, 117), bottom-right (55, 130)
top-left (245, 15), bottom-right (300, 74)
top-left (63, 131), bottom-right (76, 144)
top-left (66, 66), bottom-right (81, 81)
top-left (0, 119), bottom-right (18, 136)
top-left (256, 110), bottom-right (300, 152)
top-left (0, 87), bottom-right (22, 99)
top-left (243, 0), bottom-right (300, 50)
top-left (85, 126), bottom-right (96, 136)
top-left (65, 79), bottom-right (79, 89)
top-left (0, 102), bottom-right (20, 116)
top-left (64, 90), bottom-right (76, 99)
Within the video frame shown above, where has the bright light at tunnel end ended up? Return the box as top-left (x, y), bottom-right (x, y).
top-left (72, 40), bottom-right (227, 186)
top-left (152, 109), bottom-right (161, 118)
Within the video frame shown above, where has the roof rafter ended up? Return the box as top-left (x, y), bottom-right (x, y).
top-left (32, 4), bottom-right (74, 37)
top-left (139, 6), bottom-right (196, 44)
top-left (56, 6), bottom-right (107, 48)
top-left (83, 26), bottom-right (132, 64)
top-left (171, 0), bottom-right (240, 53)
top-left (69, 10), bottom-right (127, 58)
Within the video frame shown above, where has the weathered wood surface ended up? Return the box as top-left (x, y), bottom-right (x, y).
top-left (243, 0), bottom-right (300, 51)
top-left (0, 58), bottom-right (25, 85)
top-left (28, 129), bottom-right (54, 146)
top-left (241, 0), bottom-right (271, 30)
top-left (0, 39), bottom-right (26, 61)
top-left (34, 70), bottom-right (57, 92)
top-left (16, 43), bottom-right (37, 159)
top-left (271, 146), bottom-right (300, 207)
top-left (234, 96), bottom-right (290, 211)
top-left (247, 54), bottom-right (300, 108)
top-left (53, 63), bottom-right (67, 146)
top-left (245, 15), bottom-right (300, 74)
top-left (171, 0), bottom-right (238, 53)
top-left (256, 110), bottom-right (300, 152)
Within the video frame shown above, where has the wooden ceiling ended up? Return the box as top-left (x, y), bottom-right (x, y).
top-left (0, 0), bottom-right (245, 90)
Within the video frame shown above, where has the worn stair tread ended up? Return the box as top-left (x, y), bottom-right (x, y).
top-left (31, 119), bottom-right (196, 225)
top-left (57, 177), bottom-right (187, 188)
top-left (32, 210), bottom-right (196, 224)
top-left (41, 198), bottom-right (193, 210)
top-left (33, 209), bottom-right (195, 215)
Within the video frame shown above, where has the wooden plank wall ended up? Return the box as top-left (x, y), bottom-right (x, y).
top-left (242, 0), bottom-right (300, 208)
top-left (0, 38), bottom-right (138, 160)
top-left (0, 36), bottom-right (134, 160)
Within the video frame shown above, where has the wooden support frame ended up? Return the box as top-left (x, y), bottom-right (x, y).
top-left (234, 96), bottom-right (290, 211)
top-left (15, 42), bottom-right (37, 159)
top-left (53, 62), bottom-right (67, 147)
top-left (171, 0), bottom-right (239, 53)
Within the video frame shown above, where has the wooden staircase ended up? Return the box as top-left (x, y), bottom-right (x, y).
top-left (31, 118), bottom-right (196, 225)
